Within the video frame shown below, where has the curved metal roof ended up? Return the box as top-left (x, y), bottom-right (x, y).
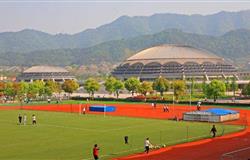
top-left (125, 44), bottom-right (224, 65)
top-left (23, 65), bottom-right (69, 73)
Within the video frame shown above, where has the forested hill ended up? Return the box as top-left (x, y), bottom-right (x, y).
top-left (1, 29), bottom-right (249, 67)
top-left (0, 10), bottom-right (250, 53)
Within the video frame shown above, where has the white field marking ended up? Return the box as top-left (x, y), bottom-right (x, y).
top-left (99, 121), bottom-right (161, 132)
top-left (163, 134), bottom-right (209, 146)
top-left (222, 146), bottom-right (250, 156)
top-left (0, 119), bottom-right (243, 134)
top-left (0, 119), bottom-right (161, 133)
top-left (81, 147), bottom-right (143, 160)
top-left (39, 123), bottom-right (99, 132)
top-left (0, 119), bottom-right (98, 132)
top-left (41, 120), bottom-right (163, 133)
top-left (0, 119), bottom-right (19, 124)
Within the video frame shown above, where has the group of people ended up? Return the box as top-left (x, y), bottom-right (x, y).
top-left (89, 98), bottom-right (214, 160)
top-left (151, 102), bottom-right (170, 112)
top-left (92, 125), bottom-right (217, 159)
top-left (18, 114), bottom-right (36, 125)
top-left (92, 137), bottom-right (149, 160)
top-left (92, 137), bottom-right (152, 160)
top-left (151, 102), bottom-right (157, 109)
top-left (151, 100), bottom-right (202, 112)
top-left (163, 104), bottom-right (169, 112)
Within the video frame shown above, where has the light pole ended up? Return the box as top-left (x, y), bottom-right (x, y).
top-left (172, 87), bottom-right (175, 117)
top-left (189, 82), bottom-right (192, 108)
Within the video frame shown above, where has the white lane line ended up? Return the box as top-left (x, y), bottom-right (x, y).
top-left (222, 146), bottom-right (250, 156)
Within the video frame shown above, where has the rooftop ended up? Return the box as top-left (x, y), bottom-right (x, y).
top-left (23, 66), bottom-right (69, 73)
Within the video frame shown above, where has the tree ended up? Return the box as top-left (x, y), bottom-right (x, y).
top-left (113, 80), bottom-right (124, 98)
top-left (62, 80), bottom-right (79, 95)
top-left (16, 82), bottom-right (29, 101)
top-left (230, 77), bottom-right (238, 98)
top-left (0, 82), bottom-right (5, 97)
top-left (138, 81), bottom-right (153, 97)
top-left (242, 82), bottom-right (250, 96)
top-left (225, 77), bottom-right (231, 95)
top-left (153, 77), bottom-right (169, 97)
top-left (3, 82), bottom-right (26, 101)
top-left (204, 80), bottom-right (226, 102)
top-left (104, 76), bottom-right (116, 94)
top-left (172, 80), bottom-right (186, 101)
top-left (83, 78), bottom-right (100, 98)
top-left (104, 77), bottom-right (124, 98)
top-left (190, 77), bottom-right (195, 95)
top-left (27, 81), bottom-right (41, 99)
top-left (45, 80), bottom-right (61, 96)
top-left (33, 80), bottom-right (46, 97)
top-left (4, 82), bottom-right (15, 100)
top-left (124, 77), bottom-right (140, 96)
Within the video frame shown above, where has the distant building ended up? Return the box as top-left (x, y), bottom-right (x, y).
top-left (112, 44), bottom-right (239, 81)
top-left (0, 75), bottom-right (16, 82)
top-left (0, 75), bottom-right (7, 81)
top-left (17, 65), bottom-right (75, 82)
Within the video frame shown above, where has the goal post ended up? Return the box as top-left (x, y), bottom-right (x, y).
top-left (78, 103), bottom-right (82, 115)
top-left (104, 104), bottom-right (106, 117)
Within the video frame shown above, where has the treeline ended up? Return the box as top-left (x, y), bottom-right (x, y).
top-left (83, 77), bottom-right (246, 102)
top-left (0, 80), bottom-right (79, 102)
top-left (1, 77), bottom-right (250, 103)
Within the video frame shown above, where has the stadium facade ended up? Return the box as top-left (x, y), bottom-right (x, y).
top-left (112, 44), bottom-right (238, 81)
top-left (17, 65), bottom-right (75, 82)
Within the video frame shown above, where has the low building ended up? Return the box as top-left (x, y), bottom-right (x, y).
top-left (183, 108), bottom-right (239, 122)
top-left (17, 65), bottom-right (75, 82)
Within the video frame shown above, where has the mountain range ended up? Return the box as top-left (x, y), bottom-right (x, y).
top-left (0, 10), bottom-right (250, 68)
top-left (1, 29), bottom-right (250, 68)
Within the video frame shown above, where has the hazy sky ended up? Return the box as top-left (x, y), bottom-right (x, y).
top-left (0, 0), bottom-right (250, 34)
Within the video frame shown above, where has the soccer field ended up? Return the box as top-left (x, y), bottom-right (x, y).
top-left (0, 110), bottom-right (244, 160)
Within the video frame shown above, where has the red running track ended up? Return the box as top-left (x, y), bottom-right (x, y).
top-left (113, 107), bottom-right (250, 160)
top-left (1, 103), bottom-right (250, 160)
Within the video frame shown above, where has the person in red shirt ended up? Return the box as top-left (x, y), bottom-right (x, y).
top-left (93, 144), bottom-right (99, 160)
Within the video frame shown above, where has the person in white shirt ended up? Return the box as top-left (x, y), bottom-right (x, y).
top-left (32, 114), bottom-right (36, 125)
top-left (23, 114), bottom-right (27, 125)
top-left (47, 98), bottom-right (51, 103)
top-left (83, 107), bottom-right (86, 115)
top-left (197, 101), bottom-right (201, 111)
top-left (144, 138), bottom-right (152, 154)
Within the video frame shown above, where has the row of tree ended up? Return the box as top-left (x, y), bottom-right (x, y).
top-left (83, 76), bottom-right (241, 102)
top-left (0, 80), bottom-right (79, 101)
top-left (1, 76), bottom-right (249, 102)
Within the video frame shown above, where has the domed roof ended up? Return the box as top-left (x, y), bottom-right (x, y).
top-left (125, 44), bottom-right (224, 65)
top-left (23, 65), bottom-right (69, 73)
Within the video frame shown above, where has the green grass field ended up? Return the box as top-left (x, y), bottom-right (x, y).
top-left (0, 110), bottom-right (244, 160)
